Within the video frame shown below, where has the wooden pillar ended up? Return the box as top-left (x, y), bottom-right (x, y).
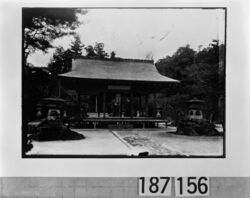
top-left (97, 94), bottom-right (100, 118)
top-left (120, 93), bottom-right (123, 117)
top-left (153, 93), bottom-right (157, 117)
top-left (95, 95), bottom-right (98, 113)
top-left (103, 92), bottom-right (106, 118)
top-left (57, 77), bottom-right (61, 97)
top-left (130, 92), bottom-right (134, 118)
top-left (77, 90), bottom-right (81, 116)
top-left (139, 93), bottom-right (142, 113)
top-left (145, 94), bottom-right (149, 117)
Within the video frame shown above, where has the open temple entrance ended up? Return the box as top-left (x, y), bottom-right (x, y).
top-left (59, 57), bottom-right (179, 128)
top-left (78, 92), bottom-right (154, 119)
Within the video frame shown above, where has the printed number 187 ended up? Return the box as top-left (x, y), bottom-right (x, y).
top-left (139, 177), bottom-right (171, 196)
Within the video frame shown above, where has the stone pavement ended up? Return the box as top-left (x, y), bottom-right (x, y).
top-left (27, 128), bottom-right (223, 156)
top-left (112, 128), bottom-right (223, 156)
top-left (27, 129), bottom-right (133, 156)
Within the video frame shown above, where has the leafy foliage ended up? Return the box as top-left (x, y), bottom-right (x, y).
top-left (70, 35), bottom-right (84, 56)
top-left (94, 43), bottom-right (108, 59)
top-left (110, 51), bottom-right (116, 60)
top-left (155, 41), bottom-right (225, 122)
top-left (48, 47), bottom-right (71, 75)
top-left (23, 8), bottom-right (87, 64)
top-left (85, 42), bottom-right (109, 59)
top-left (84, 45), bottom-right (97, 57)
top-left (48, 35), bottom-right (84, 75)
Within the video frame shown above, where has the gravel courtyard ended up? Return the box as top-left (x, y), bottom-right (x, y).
top-left (112, 127), bottom-right (223, 156)
top-left (27, 127), bottom-right (223, 156)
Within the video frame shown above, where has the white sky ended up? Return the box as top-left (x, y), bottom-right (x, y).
top-left (28, 8), bottom-right (225, 66)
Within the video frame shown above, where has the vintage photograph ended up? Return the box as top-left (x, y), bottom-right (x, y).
top-left (22, 8), bottom-right (226, 157)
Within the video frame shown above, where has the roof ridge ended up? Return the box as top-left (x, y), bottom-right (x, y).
top-left (74, 56), bottom-right (154, 64)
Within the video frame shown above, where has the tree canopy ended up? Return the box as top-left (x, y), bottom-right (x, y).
top-left (70, 35), bottom-right (84, 57)
top-left (23, 8), bottom-right (87, 64)
top-left (110, 51), bottom-right (116, 60)
top-left (85, 42), bottom-right (109, 59)
top-left (48, 35), bottom-right (84, 75)
top-left (155, 40), bottom-right (225, 122)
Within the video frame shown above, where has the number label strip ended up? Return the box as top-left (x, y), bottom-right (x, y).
top-left (138, 177), bottom-right (209, 197)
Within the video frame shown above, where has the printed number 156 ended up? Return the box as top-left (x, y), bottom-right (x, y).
top-left (175, 177), bottom-right (209, 197)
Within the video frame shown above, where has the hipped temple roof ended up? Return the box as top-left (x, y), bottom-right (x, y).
top-left (59, 58), bottom-right (179, 83)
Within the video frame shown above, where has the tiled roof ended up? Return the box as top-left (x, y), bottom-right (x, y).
top-left (59, 58), bottom-right (179, 83)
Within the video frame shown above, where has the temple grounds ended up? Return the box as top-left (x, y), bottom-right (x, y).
top-left (27, 127), bottom-right (223, 156)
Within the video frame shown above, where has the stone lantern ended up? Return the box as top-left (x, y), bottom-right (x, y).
top-left (186, 98), bottom-right (205, 121)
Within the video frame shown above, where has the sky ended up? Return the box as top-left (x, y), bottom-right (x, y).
top-left (28, 8), bottom-right (225, 66)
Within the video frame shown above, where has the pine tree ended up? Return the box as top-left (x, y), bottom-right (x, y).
top-left (48, 35), bottom-right (84, 74)
top-left (70, 35), bottom-right (84, 58)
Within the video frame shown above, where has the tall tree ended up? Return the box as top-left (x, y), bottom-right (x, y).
top-left (70, 34), bottom-right (84, 57)
top-left (110, 51), bottom-right (116, 60)
top-left (156, 45), bottom-right (196, 80)
top-left (48, 47), bottom-right (69, 74)
top-left (85, 45), bottom-right (97, 57)
top-left (23, 8), bottom-right (87, 65)
top-left (48, 35), bottom-right (84, 75)
top-left (94, 42), bottom-right (108, 59)
top-left (155, 41), bottom-right (225, 122)
top-left (85, 42), bottom-right (108, 59)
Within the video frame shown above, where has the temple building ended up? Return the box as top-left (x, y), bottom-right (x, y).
top-left (58, 57), bottom-right (179, 127)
